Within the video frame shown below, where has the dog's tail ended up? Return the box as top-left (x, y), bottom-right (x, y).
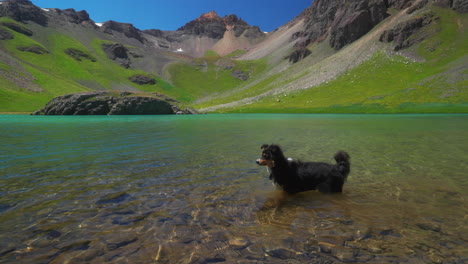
top-left (334, 151), bottom-right (350, 180)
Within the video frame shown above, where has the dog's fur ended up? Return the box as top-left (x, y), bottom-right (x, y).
top-left (256, 144), bottom-right (350, 194)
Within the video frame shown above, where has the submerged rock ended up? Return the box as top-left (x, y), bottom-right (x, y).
top-left (266, 248), bottom-right (297, 259)
top-left (96, 192), bottom-right (130, 204)
top-left (416, 222), bottom-right (442, 232)
top-left (32, 92), bottom-right (197, 115)
top-left (228, 237), bottom-right (250, 250)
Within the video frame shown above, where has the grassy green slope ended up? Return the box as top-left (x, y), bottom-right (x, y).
top-left (0, 19), bottom-right (175, 112)
top-left (165, 51), bottom-right (268, 102)
top-left (197, 7), bottom-right (468, 113)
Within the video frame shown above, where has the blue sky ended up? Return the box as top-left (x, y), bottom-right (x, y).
top-left (31, 0), bottom-right (312, 32)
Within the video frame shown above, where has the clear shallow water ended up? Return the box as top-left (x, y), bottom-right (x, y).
top-left (0, 114), bottom-right (467, 263)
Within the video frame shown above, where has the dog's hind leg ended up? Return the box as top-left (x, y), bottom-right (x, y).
top-left (318, 183), bottom-right (332, 193)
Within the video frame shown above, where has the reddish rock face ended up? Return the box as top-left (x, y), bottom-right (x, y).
top-left (196, 10), bottom-right (221, 21)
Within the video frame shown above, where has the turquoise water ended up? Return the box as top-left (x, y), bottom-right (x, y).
top-left (0, 114), bottom-right (467, 263)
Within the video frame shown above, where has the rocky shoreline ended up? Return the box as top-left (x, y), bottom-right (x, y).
top-left (32, 92), bottom-right (198, 115)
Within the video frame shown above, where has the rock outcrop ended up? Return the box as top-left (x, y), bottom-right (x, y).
top-left (379, 13), bottom-right (437, 50)
top-left (452, 0), bottom-right (468, 12)
top-left (0, 27), bottom-right (14, 40)
top-left (295, 0), bottom-right (390, 51)
top-left (329, 1), bottom-right (389, 50)
top-left (61, 8), bottom-right (92, 24)
top-left (388, 0), bottom-right (414, 9)
top-left (32, 92), bottom-right (197, 115)
top-left (434, 0), bottom-right (468, 13)
top-left (64, 48), bottom-right (97, 62)
top-left (49, 8), bottom-right (96, 28)
top-left (286, 0), bottom-right (452, 63)
top-left (128, 75), bottom-right (156, 85)
top-left (231, 70), bottom-right (249, 81)
top-left (0, 21), bottom-right (33, 36)
top-left (286, 48), bottom-right (312, 63)
top-left (101, 43), bottom-right (131, 68)
top-left (17, 44), bottom-right (49, 54)
top-left (143, 29), bottom-right (164, 38)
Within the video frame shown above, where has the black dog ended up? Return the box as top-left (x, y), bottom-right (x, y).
top-left (256, 144), bottom-right (350, 194)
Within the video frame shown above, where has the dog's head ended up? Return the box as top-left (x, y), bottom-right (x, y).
top-left (256, 144), bottom-right (284, 168)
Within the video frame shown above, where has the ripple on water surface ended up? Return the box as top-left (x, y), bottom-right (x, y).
top-left (0, 114), bottom-right (467, 263)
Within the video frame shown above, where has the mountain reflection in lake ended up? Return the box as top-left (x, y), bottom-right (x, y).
top-left (0, 114), bottom-right (466, 263)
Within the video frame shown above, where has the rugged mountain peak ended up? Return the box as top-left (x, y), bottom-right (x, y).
top-left (177, 12), bottom-right (253, 39)
top-left (0, 0), bottom-right (48, 26)
top-left (197, 10), bottom-right (220, 21)
top-left (45, 8), bottom-right (95, 27)
top-left (61, 9), bottom-right (92, 24)
top-left (101, 20), bottom-right (144, 43)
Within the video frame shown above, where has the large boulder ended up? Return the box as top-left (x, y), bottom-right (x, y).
top-left (32, 92), bottom-right (196, 115)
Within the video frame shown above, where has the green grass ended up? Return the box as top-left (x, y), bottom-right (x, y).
top-left (226, 49), bottom-right (247, 58)
top-left (216, 50), bottom-right (467, 113)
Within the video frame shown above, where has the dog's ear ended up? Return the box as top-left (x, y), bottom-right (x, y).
top-left (261, 144), bottom-right (269, 150)
top-left (269, 144), bottom-right (278, 151)
top-left (269, 144), bottom-right (282, 154)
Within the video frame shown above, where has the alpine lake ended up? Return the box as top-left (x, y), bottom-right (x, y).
top-left (1, 114), bottom-right (467, 263)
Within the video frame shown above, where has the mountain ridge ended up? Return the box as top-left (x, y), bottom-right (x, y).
top-left (0, 0), bottom-right (466, 113)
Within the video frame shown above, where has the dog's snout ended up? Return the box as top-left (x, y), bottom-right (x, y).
top-left (256, 158), bottom-right (268, 166)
